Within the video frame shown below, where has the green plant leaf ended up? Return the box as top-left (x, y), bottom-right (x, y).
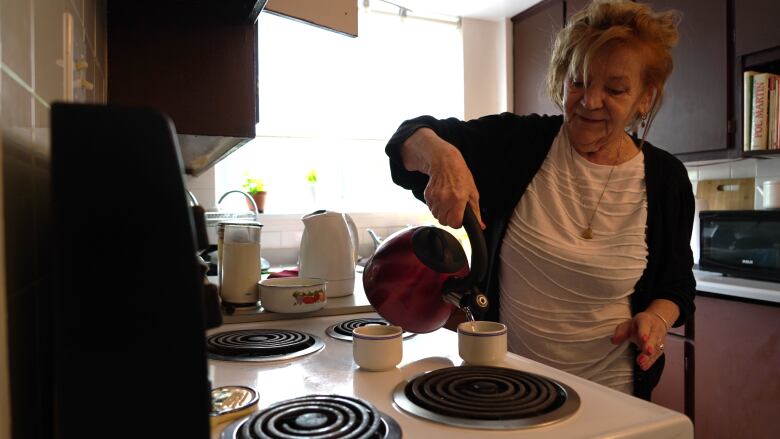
top-left (241, 173), bottom-right (265, 195)
top-left (306, 169), bottom-right (318, 184)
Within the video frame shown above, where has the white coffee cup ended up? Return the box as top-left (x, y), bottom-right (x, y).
top-left (457, 321), bottom-right (507, 366)
top-left (352, 325), bottom-right (403, 371)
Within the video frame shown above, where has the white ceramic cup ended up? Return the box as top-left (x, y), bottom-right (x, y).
top-left (352, 325), bottom-right (403, 371)
top-left (457, 321), bottom-right (508, 366)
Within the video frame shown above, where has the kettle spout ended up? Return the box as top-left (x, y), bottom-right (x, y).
top-left (366, 228), bottom-right (382, 250)
top-left (444, 289), bottom-right (489, 317)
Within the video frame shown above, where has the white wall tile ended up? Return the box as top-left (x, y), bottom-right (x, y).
top-left (686, 167), bottom-right (698, 182)
top-left (32, 101), bottom-right (49, 157)
top-left (1, 72), bottom-right (32, 140)
top-left (261, 231), bottom-right (281, 249)
top-left (188, 188), bottom-right (215, 210)
top-left (698, 162), bottom-right (731, 180)
top-left (729, 158), bottom-right (757, 179)
top-left (1, 0), bottom-right (32, 84)
top-left (33, 0), bottom-right (65, 104)
top-left (756, 158), bottom-right (780, 178)
top-left (185, 166), bottom-right (216, 189)
top-left (281, 230), bottom-right (303, 249)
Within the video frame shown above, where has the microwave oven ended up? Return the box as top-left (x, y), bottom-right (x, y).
top-left (699, 210), bottom-right (780, 282)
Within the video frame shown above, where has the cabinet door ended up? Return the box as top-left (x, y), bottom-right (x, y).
top-left (694, 294), bottom-right (780, 439)
top-left (735, 0), bottom-right (780, 57)
top-left (651, 335), bottom-right (694, 421)
top-left (107, 3), bottom-right (258, 139)
top-left (565, 0), bottom-right (589, 24)
top-left (641, 0), bottom-right (730, 156)
top-left (512, 0), bottom-right (564, 116)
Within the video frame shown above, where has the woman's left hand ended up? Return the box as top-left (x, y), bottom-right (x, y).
top-left (611, 300), bottom-right (679, 371)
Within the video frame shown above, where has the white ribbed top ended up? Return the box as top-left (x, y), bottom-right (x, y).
top-left (498, 129), bottom-right (648, 394)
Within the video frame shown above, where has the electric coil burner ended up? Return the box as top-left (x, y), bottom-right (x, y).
top-left (220, 394), bottom-right (402, 439)
top-left (393, 366), bottom-right (580, 430)
top-left (325, 318), bottom-right (416, 341)
top-left (207, 329), bottom-right (325, 362)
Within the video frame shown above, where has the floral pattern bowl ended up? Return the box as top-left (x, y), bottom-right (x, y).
top-left (259, 277), bottom-right (327, 313)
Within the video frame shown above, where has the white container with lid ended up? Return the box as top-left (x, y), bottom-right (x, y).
top-left (757, 179), bottom-right (780, 209)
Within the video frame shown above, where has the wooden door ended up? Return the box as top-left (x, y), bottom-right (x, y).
top-left (652, 334), bottom-right (694, 421)
top-left (565, 0), bottom-right (590, 24)
top-left (694, 294), bottom-right (780, 439)
top-left (734, 0), bottom-right (780, 57)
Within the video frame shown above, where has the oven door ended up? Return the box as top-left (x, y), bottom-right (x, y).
top-left (699, 210), bottom-right (780, 282)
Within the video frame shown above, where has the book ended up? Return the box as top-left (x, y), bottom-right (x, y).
top-left (769, 77), bottom-right (777, 149)
top-left (775, 80), bottom-right (780, 149)
top-left (751, 72), bottom-right (771, 150)
top-left (744, 70), bottom-right (758, 151)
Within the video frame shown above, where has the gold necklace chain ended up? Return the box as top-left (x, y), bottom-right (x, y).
top-left (570, 135), bottom-right (624, 240)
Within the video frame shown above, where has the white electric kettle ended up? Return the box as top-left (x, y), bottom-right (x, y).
top-left (298, 210), bottom-right (358, 297)
top-left (756, 179), bottom-right (780, 209)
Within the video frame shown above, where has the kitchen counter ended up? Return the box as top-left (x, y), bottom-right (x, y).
top-left (216, 268), bottom-right (780, 324)
top-left (693, 269), bottom-right (780, 304)
top-left (218, 271), bottom-right (374, 324)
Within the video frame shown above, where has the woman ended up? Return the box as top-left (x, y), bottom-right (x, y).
top-left (385, 0), bottom-right (695, 399)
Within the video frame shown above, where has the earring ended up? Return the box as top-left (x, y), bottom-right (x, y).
top-left (639, 112), bottom-right (647, 128)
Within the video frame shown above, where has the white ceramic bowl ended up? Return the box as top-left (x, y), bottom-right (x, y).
top-left (258, 277), bottom-right (327, 313)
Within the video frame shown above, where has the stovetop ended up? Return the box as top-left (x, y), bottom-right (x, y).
top-left (207, 312), bottom-right (692, 438)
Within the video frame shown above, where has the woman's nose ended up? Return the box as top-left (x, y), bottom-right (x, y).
top-left (581, 86), bottom-right (603, 109)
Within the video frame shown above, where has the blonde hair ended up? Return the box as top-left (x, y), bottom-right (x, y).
top-left (546, 0), bottom-right (680, 142)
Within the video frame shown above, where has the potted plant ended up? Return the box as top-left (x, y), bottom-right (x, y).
top-left (307, 169), bottom-right (318, 204)
top-left (242, 173), bottom-right (267, 213)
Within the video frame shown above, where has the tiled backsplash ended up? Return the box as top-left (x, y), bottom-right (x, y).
top-left (685, 158), bottom-right (780, 208)
top-left (1, 1), bottom-right (107, 438)
top-left (188, 156), bottom-right (780, 267)
top-left (186, 168), bottom-right (437, 266)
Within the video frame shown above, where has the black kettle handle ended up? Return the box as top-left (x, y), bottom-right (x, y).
top-left (444, 206), bottom-right (488, 293)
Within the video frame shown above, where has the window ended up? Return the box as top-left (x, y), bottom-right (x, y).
top-left (215, 4), bottom-right (464, 214)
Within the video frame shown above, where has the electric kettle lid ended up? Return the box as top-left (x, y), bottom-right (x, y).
top-left (302, 209), bottom-right (343, 221)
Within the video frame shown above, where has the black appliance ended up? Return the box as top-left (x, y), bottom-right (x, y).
top-left (699, 210), bottom-right (780, 282)
top-left (50, 104), bottom-right (219, 438)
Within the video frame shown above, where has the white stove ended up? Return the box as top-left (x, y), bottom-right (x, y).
top-left (207, 312), bottom-right (693, 438)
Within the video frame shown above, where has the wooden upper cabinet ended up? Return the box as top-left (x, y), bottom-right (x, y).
top-left (512, 0), bottom-right (564, 116)
top-left (641, 0), bottom-right (731, 158)
top-left (107, 1), bottom-right (261, 176)
top-left (265, 0), bottom-right (357, 37)
top-left (565, 0), bottom-right (590, 23)
top-left (514, 0), bottom-right (733, 160)
top-left (735, 0), bottom-right (780, 57)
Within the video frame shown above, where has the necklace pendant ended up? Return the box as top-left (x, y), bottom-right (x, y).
top-left (581, 227), bottom-right (594, 239)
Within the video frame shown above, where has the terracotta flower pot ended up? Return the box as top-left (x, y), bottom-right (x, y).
top-left (251, 191), bottom-right (266, 213)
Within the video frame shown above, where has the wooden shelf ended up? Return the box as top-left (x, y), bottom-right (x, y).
top-left (742, 149), bottom-right (780, 158)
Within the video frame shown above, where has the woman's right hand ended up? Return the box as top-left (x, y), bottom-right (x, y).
top-left (400, 128), bottom-right (484, 229)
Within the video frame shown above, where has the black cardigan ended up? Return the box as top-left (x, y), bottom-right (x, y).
top-left (385, 113), bottom-right (696, 399)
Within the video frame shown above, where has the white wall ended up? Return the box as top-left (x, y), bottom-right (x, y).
top-left (462, 17), bottom-right (512, 119)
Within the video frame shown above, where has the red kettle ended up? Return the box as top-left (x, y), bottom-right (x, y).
top-left (362, 207), bottom-right (489, 333)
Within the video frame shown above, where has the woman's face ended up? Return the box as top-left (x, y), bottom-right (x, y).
top-left (563, 43), bottom-right (653, 155)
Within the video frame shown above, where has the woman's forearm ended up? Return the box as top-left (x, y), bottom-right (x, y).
top-left (645, 299), bottom-right (680, 330)
top-left (400, 127), bottom-right (462, 175)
